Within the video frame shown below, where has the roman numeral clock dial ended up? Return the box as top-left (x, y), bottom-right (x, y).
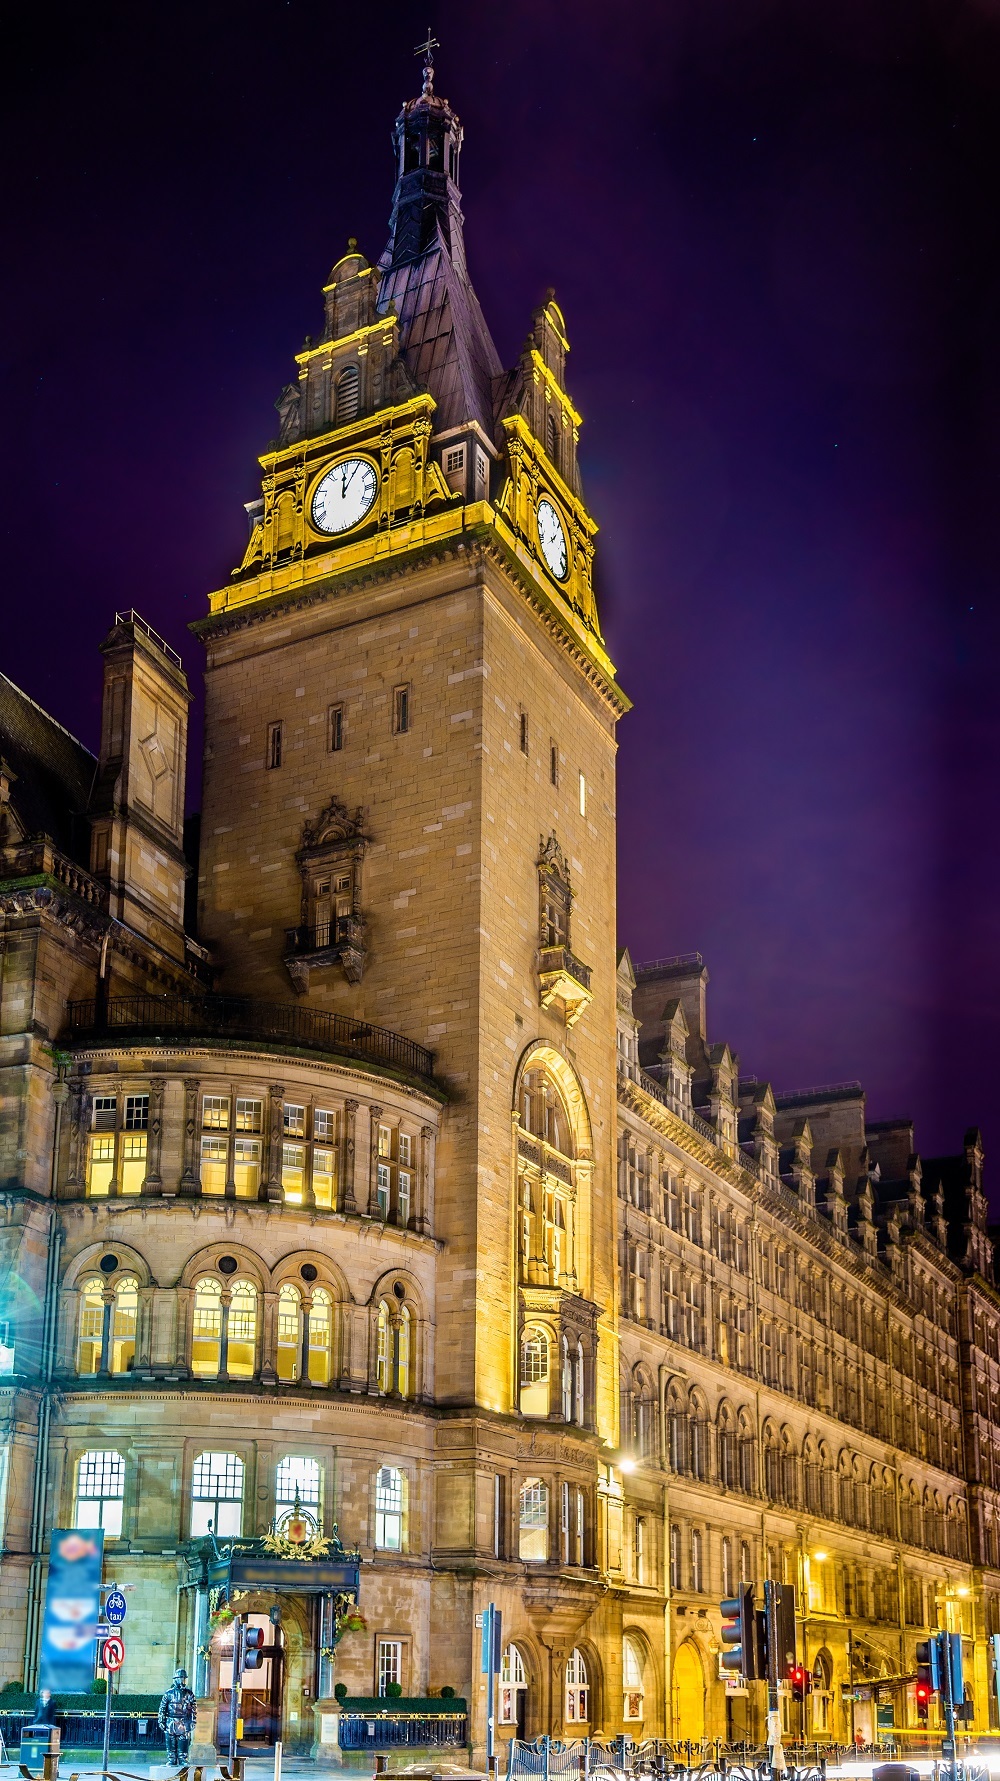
top-left (312, 457), bottom-right (379, 534)
top-left (537, 497), bottom-right (569, 581)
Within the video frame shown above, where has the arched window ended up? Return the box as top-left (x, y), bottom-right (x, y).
top-left (500, 1644), bottom-right (527, 1727)
top-left (191, 1451), bottom-right (244, 1537)
top-left (623, 1636), bottom-right (645, 1721)
top-left (277, 1284), bottom-right (302, 1381)
top-left (376, 1301), bottom-right (391, 1393)
top-left (192, 1278), bottom-right (223, 1377)
top-left (276, 1454), bottom-right (321, 1526)
top-left (690, 1401), bottom-right (707, 1480)
top-left (77, 1278), bottom-right (106, 1374)
top-left (335, 364), bottom-right (360, 424)
top-left (546, 410), bottom-right (559, 469)
top-left (520, 1069), bottom-right (574, 1156)
top-left (308, 1287), bottom-right (333, 1385)
top-left (575, 1339), bottom-right (585, 1426)
top-left (561, 1336), bottom-right (573, 1421)
top-left (374, 1465), bottom-right (405, 1550)
top-left (75, 1449), bottom-right (125, 1536)
top-left (565, 1649), bottom-right (589, 1723)
top-left (721, 1535), bottom-right (733, 1596)
top-left (519, 1478), bottom-right (549, 1562)
top-left (110, 1276), bottom-right (138, 1373)
top-left (520, 1327), bottom-right (550, 1417)
top-left (718, 1407), bottom-right (735, 1488)
top-left (740, 1539), bottom-right (752, 1581)
top-left (397, 1303), bottom-right (411, 1398)
top-left (690, 1527), bottom-right (703, 1592)
top-left (227, 1282), bottom-right (257, 1378)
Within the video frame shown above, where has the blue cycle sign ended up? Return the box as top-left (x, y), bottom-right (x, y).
top-left (105, 1591), bottom-right (127, 1625)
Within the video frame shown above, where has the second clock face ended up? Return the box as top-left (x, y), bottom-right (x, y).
top-left (312, 458), bottom-right (379, 535)
top-left (537, 498), bottom-right (569, 581)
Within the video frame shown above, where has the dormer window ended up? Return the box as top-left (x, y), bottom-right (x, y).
top-left (536, 833), bottom-right (591, 1027)
top-left (284, 797), bottom-right (368, 992)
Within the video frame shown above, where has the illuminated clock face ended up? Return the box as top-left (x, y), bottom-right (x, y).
top-left (537, 498), bottom-right (568, 581)
top-left (311, 458), bottom-right (378, 535)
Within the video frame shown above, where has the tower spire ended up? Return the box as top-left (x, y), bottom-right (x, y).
top-left (414, 27), bottom-right (439, 97)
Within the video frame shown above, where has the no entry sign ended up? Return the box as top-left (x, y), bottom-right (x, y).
top-left (102, 1634), bottom-right (125, 1672)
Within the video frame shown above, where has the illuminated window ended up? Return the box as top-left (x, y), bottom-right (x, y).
top-left (308, 1287), bottom-right (333, 1384)
top-left (110, 1276), bottom-right (138, 1373)
top-left (200, 1136), bottom-right (228, 1196)
top-left (75, 1449), bottom-right (125, 1538)
top-left (233, 1138), bottom-right (261, 1198)
top-left (86, 1094), bottom-right (148, 1196)
top-left (235, 1098), bottom-right (262, 1132)
top-left (227, 1282), bottom-right (257, 1377)
top-left (377, 1638), bottom-right (402, 1695)
top-left (77, 1279), bottom-right (106, 1375)
top-left (520, 1327), bottom-right (549, 1418)
top-left (191, 1451), bottom-right (243, 1537)
top-left (277, 1284), bottom-right (302, 1381)
top-left (276, 1454), bottom-right (321, 1524)
top-left (282, 1143), bottom-right (306, 1203)
top-left (519, 1478), bottom-right (549, 1562)
top-left (623, 1637), bottom-right (645, 1721)
top-left (579, 772), bottom-right (586, 817)
top-left (376, 1301), bottom-right (391, 1393)
top-left (374, 1465), bottom-right (405, 1550)
top-left (500, 1645), bottom-right (527, 1726)
top-left (565, 1649), bottom-right (588, 1723)
top-left (191, 1277), bottom-right (223, 1376)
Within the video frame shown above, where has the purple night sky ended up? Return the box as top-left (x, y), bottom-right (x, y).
top-left (3, 1), bottom-right (999, 1176)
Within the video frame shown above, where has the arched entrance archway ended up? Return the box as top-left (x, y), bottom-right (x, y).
top-left (672, 1641), bottom-right (705, 1739)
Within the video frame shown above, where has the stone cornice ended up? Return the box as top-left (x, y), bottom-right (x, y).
top-left (66, 1039), bottom-right (447, 1108)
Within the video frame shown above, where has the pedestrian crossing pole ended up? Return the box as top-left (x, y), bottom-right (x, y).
top-left (480, 1603), bottom-right (502, 1776)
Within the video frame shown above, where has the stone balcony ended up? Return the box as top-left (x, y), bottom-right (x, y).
top-left (537, 944), bottom-right (592, 1027)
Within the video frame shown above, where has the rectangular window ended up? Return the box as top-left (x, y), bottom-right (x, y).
top-left (397, 1170), bottom-right (411, 1228)
top-left (669, 1523), bottom-right (682, 1589)
top-left (234, 1138), bottom-right (261, 1199)
top-left (312, 1147), bottom-right (335, 1210)
top-left (550, 740), bottom-right (559, 786)
top-left (575, 1487), bottom-right (585, 1565)
top-left (493, 1474), bottom-right (505, 1558)
top-left (561, 1481), bottom-right (571, 1562)
top-left (284, 1104), bottom-right (306, 1137)
top-left (282, 1143), bottom-right (306, 1204)
top-left (191, 1450), bottom-right (244, 1538)
top-left (519, 709), bottom-right (529, 754)
top-left (119, 1132), bottom-right (147, 1194)
top-left (376, 1162), bottom-right (391, 1219)
top-left (398, 1132), bottom-right (412, 1167)
top-left (76, 1449), bottom-right (125, 1539)
top-left (202, 1095), bottom-right (230, 1130)
top-left (328, 704), bottom-right (344, 752)
top-left (267, 721), bottom-right (283, 769)
top-left (92, 1096), bottom-right (117, 1131)
top-left (200, 1136), bottom-right (228, 1196)
top-left (235, 1098), bottom-right (262, 1132)
top-left (374, 1466), bottom-right (404, 1550)
top-left (124, 1095), bottom-right (148, 1130)
top-left (579, 771), bottom-right (586, 817)
top-left (377, 1639), bottom-right (403, 1696)
top-left (445, 446), bottom-right (465, 473)
top-left (315, 1108), bottom-right (336, 1141)
top-left (87, 1135), bottom-right (116, 1197)
top-left (393, 684), bottom-right (410, 735)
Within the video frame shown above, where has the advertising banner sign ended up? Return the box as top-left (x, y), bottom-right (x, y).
top-left (39, 1528), bottom-right (104, 1693)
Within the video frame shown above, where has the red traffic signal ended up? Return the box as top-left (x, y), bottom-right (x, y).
top-left (243, 1626), bottom-right (266, 1671)
top-left (916, 1678), bottom-right (930, 1722)
top-left (789, 1664), bottom-right (807, 1702)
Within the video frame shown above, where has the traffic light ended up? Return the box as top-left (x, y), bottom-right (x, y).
top-left (763, 1581), bottom-right (797, 1689)
top-left (915, 1679), bottom-right (930, 1723)
top-left (243, 1626), bottom-right (266, 1672)
top-left (916, 1635), bottom-right (942, 1694)
top-left (720, 1583), bottom-right (763, 1681)
top-left (789, 1664), bottom-right (807, 1704)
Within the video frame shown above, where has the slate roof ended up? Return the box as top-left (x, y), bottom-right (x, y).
top-left (0, 672), bottom-right (95, 862)
top-left (378, 226), bottom-right (503, 441)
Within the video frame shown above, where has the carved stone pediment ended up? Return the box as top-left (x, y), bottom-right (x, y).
top-left (300, 796), bottom-right (366, 854)
top-left (538, 831), bottom-right (569, 884)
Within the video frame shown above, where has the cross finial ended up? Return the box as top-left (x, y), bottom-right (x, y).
top-left (414, 27), bottom-right (439, 96)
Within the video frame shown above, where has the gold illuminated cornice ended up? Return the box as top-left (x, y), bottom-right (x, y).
top-left (530, 348), bottom-right (582, 428)
top-left (294, 313), bottom-right (395, 366)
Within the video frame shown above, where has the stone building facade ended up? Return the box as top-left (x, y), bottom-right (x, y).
top-left (1, 52), bottom-right (999, 1756)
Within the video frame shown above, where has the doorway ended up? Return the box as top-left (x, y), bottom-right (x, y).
top-left (217, 1614), bottom-right (284, 1748)
top-left (672, 1641), bottom-right (705, 1740)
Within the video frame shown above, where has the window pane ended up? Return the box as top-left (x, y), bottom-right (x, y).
top-left (77, 1280), bottom-right (105, 1374)
top-left (124, 1095), bottom-right (148, 1130)
top-left (283, 1105), bottom-right (306, 1137)
top-left (192, 1279), bottom-right (223, 1376)
top-left (276, 1455), bottom-right (321, 1514)
top-left (87, 1135), bottom-right (115, 1197)
top-left (277, 1287), bottom-right (300, 1381)
top-left (308, 1290), bottom-right (333, 1385)
top-left (235, 1098), bottom-right (262, 1132)
top-left (120, 1132), bottom-right (147, 1195)
top-left (227, 1285), bottom-right (257, 1378)
top-left (200, 1136), bottom-right (227, 1196)
top-left (312, 1147), bottom-right (335, 1210)
top-left (282, 1144), bottom-right (305, 1204)
top-left (202, 1096), bottom-right (230, 1130)
top-left (519, 1480), bottom-right (549, 1561)
top-left (234, 1138), bottom-right (261, 1200)
top-left (314, 1109), bottom-right (335, 1141)
top-left (111, 1278), bottom-right (138, 1374)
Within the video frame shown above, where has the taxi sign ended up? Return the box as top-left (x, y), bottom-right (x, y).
top-left (102, 1634), bottom-right (125, 1672)
top-left (105, 1591), bottom-right (127, 1625)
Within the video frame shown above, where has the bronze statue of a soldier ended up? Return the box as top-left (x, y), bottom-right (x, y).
top-left (157, 1667), bottom-right (196, 1765)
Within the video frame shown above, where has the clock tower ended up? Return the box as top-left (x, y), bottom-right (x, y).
top-left (195, 40), bottom-right (627, 1557)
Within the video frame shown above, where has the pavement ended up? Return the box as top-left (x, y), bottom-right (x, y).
top-left (0, 1761), bottom-right (487, 1781)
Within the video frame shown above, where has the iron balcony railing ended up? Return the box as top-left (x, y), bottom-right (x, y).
top-left (66, 993), bottom-right (435, 1082)
top-left (285, 915), bottom-right (364, 953)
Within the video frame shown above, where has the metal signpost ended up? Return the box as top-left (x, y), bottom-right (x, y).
top-left (479, 1602), bottom-right (502, 1775)
top-left (229, 1617), bottom-right (246, 1767)
top-left (100, 1633), bottom-right (125, 1774)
